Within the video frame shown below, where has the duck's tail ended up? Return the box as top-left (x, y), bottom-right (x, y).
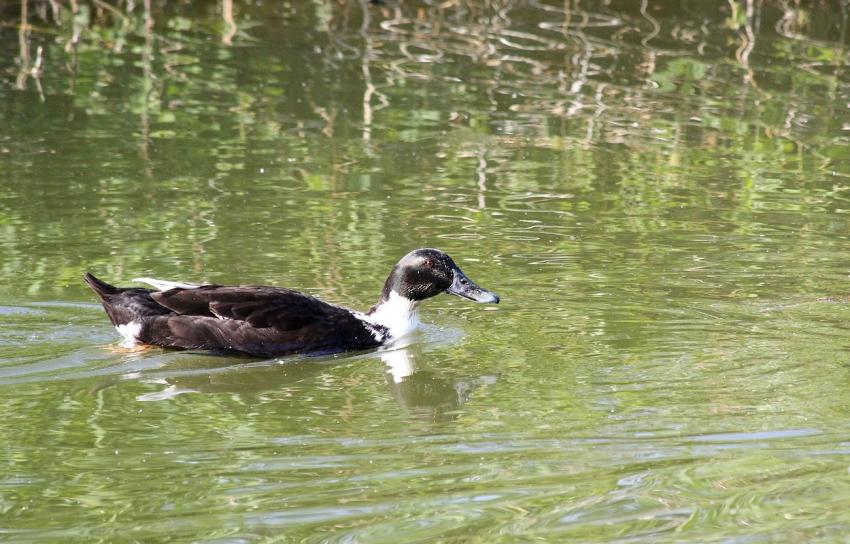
top-left (83, 272), bottom-right (172, 327)
top-left (83, 272), bottom-right (119, 301)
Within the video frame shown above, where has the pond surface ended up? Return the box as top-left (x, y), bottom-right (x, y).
top-left (2, 0), bottom-right (850, 541)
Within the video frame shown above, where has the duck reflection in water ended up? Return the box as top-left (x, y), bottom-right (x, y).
top-left (136, 342), bottom-right (498, 421)
top-left (379, 342), bottom-right (498, 420)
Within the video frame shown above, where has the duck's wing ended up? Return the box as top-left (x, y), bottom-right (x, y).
top-left (133, 277), bottom-right (203, 291)
top-left (151, 285), bottom-right (343, 331)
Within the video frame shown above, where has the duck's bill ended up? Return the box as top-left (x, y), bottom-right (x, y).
top-left (447, 269), bottom-right (500, 304)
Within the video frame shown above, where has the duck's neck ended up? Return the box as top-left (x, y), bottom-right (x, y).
top-left (367, 290), bottom-right (421, 341)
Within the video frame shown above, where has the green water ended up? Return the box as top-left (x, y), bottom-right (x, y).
top-left (2, 0), bottom-right (850, 541)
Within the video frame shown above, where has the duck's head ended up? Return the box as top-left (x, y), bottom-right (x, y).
top-left (380, 248), bottom-right (500, 304)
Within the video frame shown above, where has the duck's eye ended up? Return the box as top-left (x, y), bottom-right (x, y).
top-left (424, 259), bottom-right (435, 268)
top-left (460, 278), bottom-right (468, 285)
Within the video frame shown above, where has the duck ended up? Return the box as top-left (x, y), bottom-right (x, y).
top-left (84, 248), bottom-right (500, 358)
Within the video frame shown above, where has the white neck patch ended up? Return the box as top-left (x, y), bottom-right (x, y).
top-left (360, 291), bottom-right (420, 343)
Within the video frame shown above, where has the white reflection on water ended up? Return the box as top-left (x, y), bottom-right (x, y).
top-left (130, 324), bottom-right (499, 420)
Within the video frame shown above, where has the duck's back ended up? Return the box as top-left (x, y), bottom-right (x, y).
top-left (148, 285), bottom-right (384, 357)
top-left (85, 274), bottom-right (383, 357)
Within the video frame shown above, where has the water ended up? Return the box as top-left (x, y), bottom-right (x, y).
top-left (2, 0), bottom-right (850, 541)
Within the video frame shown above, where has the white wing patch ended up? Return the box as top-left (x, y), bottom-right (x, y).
top-left (133, 277), bottom-right (201, 291)
top-left (210, 306), bottom-right (229, 320)
top-left (115, 321), bottom-right (142, 347)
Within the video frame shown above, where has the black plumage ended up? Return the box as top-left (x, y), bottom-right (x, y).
top-left (84, 248), bottom-right (499, 358)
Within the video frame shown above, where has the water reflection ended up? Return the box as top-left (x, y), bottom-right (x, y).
top-left (136, 342), bottom-right (498, 421)
top-left (381, 343), bottom-right (499, 420)
top-left (2, 1), bottom-right (849, 299)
